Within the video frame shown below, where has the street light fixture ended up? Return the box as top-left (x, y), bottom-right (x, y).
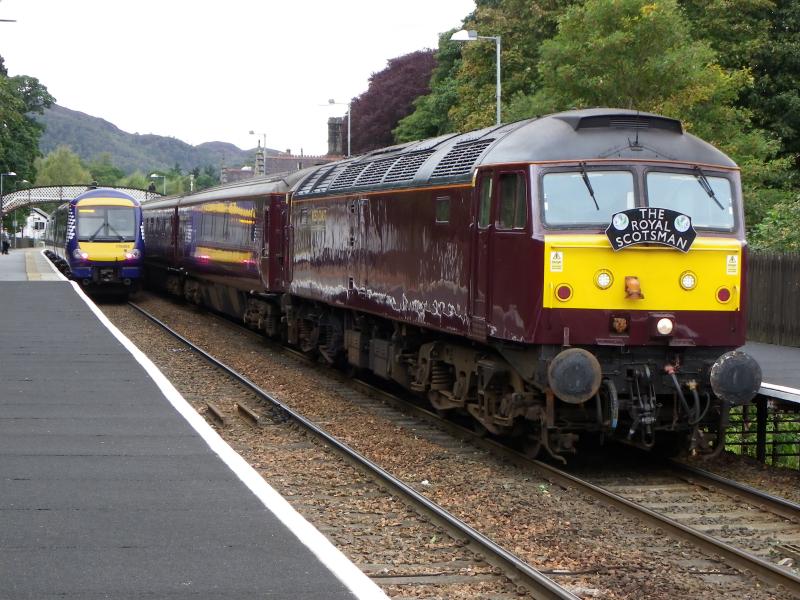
top-left (328, 99), bottom-right (351, 157)
top-left (149, 173), bottom-right (166, 195)
top-left (450, 29), bottom-right (502, 126)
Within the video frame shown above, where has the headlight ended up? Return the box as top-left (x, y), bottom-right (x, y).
top-left (124, 248), bottom-right (142, 260)
top-left (73, 248), bottom-right (88, 260)
top-left (595, 270), bottom-right (613, 290)
top-left (679, 270), bottom-right (697, 290)
top-left (656, 318), bottom-right (674, 335)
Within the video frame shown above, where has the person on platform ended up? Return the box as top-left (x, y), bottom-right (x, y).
top-left (1, 229), bottom-right (10, 254)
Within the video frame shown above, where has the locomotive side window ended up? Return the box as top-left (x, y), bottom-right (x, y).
top-left (478, 178), bottom-right (492, 228)
top-left (435, 196), bottom-right (450, 223)
top-left (647, 172), bottom-right (734, 230)
top-left (497, 173), bottom-right (526, 230)
top-left (542, 170), bottom-right (633, 226)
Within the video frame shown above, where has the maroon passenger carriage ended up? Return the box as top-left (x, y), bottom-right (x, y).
top-left (143, 108), bottom-right (761, 461)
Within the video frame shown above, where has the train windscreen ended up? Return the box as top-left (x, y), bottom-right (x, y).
top-left (646, 171), bottom-right (735, 230)
top-left (542, 170), bottom-right (634, 226)
top-left (77, 206), bottom-right (137, 241)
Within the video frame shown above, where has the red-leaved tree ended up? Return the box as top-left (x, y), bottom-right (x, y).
top-left (346, 50), bottom-right (436, 155)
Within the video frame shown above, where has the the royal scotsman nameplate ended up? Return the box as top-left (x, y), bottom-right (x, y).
top-left (606, 208), bottom-right (696, 252)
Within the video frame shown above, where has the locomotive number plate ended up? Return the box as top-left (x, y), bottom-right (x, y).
top-left (606, 208), bottom-right (696, 252)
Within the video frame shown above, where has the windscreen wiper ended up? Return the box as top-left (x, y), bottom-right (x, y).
top-left (694, 165), bottom-right (724, 210)
top-left (579, 162), bottom-right (600, 210)
top-left (106, 223), bottom-right (125, 241)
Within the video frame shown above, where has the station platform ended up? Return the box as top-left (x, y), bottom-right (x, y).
top-left (0, 248), bottom-right (386, 599)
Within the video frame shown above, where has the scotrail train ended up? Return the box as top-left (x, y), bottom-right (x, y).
top-left (142, 108), bottom-right (762, 461)
top-left (45, 187), bottom-right (144, 295)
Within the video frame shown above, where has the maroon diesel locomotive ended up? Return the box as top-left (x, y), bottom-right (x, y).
top-left (143, 108), bottom-right (761, 460)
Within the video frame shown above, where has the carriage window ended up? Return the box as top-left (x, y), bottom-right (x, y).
top-left (542, 170), bottom-right (634, 226)
top-left (497, 173), bottom-right (526, 230)
top-left (478, 177), bottom-right (492, 228)
top-left (647, 171), bottom-right (734, 230)
top-left (435, 197), bottom-right (450, 223)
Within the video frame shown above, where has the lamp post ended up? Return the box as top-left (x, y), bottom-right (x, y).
top-left (328, 99), bottom-right (351, 157)
top-left (13, 179), bottom-right (28, 249)
top-left (450, 29), bottom-right (502, 126)
top-left (149, 173), bottom-right (166, 195)
top-left (0, 171), bottom-right (16, 226)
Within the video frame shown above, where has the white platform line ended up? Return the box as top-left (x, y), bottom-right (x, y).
top-left (55, 266), bottom-right (387, 599)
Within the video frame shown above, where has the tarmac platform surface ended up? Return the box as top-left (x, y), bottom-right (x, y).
top-left (0, 248), bottom-right (385, 599)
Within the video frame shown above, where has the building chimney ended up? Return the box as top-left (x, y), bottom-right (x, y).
top-left (328, 117), bottom-right (343, 156)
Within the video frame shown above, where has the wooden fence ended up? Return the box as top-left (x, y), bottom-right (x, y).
top-left (746, 251), bottom-right (800, 347)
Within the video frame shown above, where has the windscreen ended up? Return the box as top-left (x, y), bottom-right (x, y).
top-left (542, 170), bottom-right (635, 226)
top-left (646, 172), bottom-right (735, 230)
top-left (76, 206), bottom-right (137, 241)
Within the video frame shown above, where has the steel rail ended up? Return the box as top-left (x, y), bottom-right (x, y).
top-left (667, 459), bottom-right (800, 522)
top-left (346, 380), bottom-right (800, 596)
top-left (127, 301), bottom-right (580, 600)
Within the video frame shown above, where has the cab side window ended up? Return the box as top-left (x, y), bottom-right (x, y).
top-left (478, 177), bottom-right (492, 228)
top-left (497, 173), bottom-right (527, 230)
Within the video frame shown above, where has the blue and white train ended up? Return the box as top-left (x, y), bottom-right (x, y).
top-left (45, 187), bottom-right (145, 293)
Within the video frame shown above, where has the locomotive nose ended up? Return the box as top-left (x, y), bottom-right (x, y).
top-left (710, 350), bottom-right (762, 405)
top-left (548, 348), bottom-right (602, 404)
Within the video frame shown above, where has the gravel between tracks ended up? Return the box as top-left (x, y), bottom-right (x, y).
top-left (99, 293), bottom-right (793, 600)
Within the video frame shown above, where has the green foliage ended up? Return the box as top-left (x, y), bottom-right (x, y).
top-left (749, 195), bottom-right (800, 250)
top-left (33, 146), bottom-right (92, 185)
top-left (394, 31), bottom-right (465, 142)
top-left (505, 0), bottom-right (790, 233)
top-left (87, 153), bottom-right (125, 185)
top-left (0, 58), bottom-right (54, 186)
top-left (450, 0), bottom-right (575, 131)
top-left (118, 171), bottom-right (149, 190)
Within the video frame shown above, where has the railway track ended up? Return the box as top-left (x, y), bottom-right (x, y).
top-left (103, 296), bottom-right (800, 598)
top-left (127, 300), bottom-right (579, 599)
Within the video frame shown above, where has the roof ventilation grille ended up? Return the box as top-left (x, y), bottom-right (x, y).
top-left (329, 163), bottom-right (371, 190)
top-left (354, 158), bottom-right (396, 187)
top-left (383, 150), bottom-right (435, 183)
top-left (430, 139), bottom-right (494, 179)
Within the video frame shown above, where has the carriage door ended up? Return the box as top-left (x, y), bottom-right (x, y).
top-left (260, 200), bottom-right (272, 288)
top-left (470, 171), bottom-right (494, 338)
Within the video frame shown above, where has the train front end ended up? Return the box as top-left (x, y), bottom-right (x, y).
top-left (67, 190), bottom-right (144, 292)
top-left (535, 157), bottom-right (761, 454)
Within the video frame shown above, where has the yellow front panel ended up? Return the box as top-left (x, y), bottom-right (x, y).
top-left (543, 235), bottom-right (742, 311)
top-left (77, 198), bottom-right (135, 207)
top-left (78, 242), bottom-right (134, 261)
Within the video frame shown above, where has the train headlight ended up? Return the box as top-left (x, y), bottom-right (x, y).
top-left (679, 270), bottom-right (697, 290)
top-left (555, 284), bottom-right (573, 301)
top-left (124, 248), bottom-right (142, 260)
top-left (656, 318), bottom-right (674, 335)
top-left (594, 270), bottom-right (613, 290)
top-left (73, 248), bottom-right (89, 260)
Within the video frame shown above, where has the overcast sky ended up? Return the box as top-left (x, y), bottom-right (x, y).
top-left (1, 0), bottom-right (475, 156)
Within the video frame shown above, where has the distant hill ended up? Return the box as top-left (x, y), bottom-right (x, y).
top-left (35, 104), bottom-right (268, 174)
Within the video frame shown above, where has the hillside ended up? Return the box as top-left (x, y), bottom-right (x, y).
top-left (36, 104), bottom-right (266, 174)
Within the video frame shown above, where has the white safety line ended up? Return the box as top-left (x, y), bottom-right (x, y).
top-left (54, 266), bottom-right (388, 599)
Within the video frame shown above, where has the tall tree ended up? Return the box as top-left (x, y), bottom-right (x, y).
top-left (87, 153), bottom-right (125, 185)
top-left (449, 0), bottom-right (575, 131)
top-left (680, 0), bottom-right (800, 166)
top-left (0, 55), bottom-right (54, 186)
top-left (348, 50), bottom-right (436, 154)
top-left (34, 146), bottom-right (92, 185)
top-left (507, 0), bottom-right (790, 228)
top-left (394, 31), bottom-right (464, 142)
